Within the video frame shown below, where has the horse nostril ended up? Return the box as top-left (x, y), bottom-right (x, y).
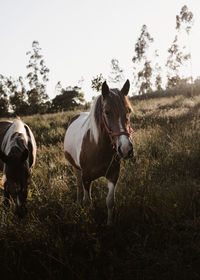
top-left (128, 149), bottom-right (133, 158)
top-left (128, 143), bottom-right (134, 158)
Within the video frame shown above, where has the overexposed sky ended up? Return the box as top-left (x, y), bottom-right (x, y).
top-left (0, 0), bottom-right (200, 100)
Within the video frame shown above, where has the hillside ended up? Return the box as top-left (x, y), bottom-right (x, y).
top-left (1, 88), bottom-right (200, 279)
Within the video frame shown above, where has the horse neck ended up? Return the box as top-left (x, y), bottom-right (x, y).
top-left (95, 125), bottom-right (115, 159)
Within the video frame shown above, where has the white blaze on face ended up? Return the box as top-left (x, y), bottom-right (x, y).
top-left (118, 117), bottom-right (131, 156)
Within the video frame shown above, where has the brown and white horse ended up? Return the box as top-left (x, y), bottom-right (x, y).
top-left (64, 80), bottom-right (134, 225)
top-left (0, 119), bottom-right (36, 217)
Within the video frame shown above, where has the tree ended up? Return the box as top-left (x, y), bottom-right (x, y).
top-left (108, 58), bottom-right (124, 87)
top-left (91, 73), bottom-right (104, 92)
top-left (26, 41), bottom-right (50, 114)
top-left (153, 50), bottom-right (163, 91)
top-left (166, 36), bottom-right (182, 88)
top-left (0, 75), bottom-right (27, 117)
top-left (166, 5), bottom-right (193, 88)
top-left (137, 61), bottom-right (153, 94)
top-left (8, 76), bottom-right (29, 116)
top-left (51, 84), bottom-right (85, 112)
top-left (155, 74), bottom-right (162, 91)
top-left (132, 25), bottom-right (154, 94)
top-left (0, 75), bottom-right (9, 117)
top-left (176, 5), bottom-right (193, 34)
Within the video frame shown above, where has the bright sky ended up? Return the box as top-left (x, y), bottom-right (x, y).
top-left (0, 0), bottom-right (200, 101)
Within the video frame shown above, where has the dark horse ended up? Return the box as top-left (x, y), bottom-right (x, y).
top-left (64, 80), bottom-right (134, 225)
top-left (0, 119), bottom-right (36, 217)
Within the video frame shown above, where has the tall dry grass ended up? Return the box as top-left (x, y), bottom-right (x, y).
top-left (1, 89), bottom-right (200, 279)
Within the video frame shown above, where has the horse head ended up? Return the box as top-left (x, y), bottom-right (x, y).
top-left (101, 79), bottom-right (134, 159)
top-left (0, 144), bottom-right (30, 217)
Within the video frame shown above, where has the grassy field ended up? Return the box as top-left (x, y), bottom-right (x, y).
top-left (1, 87), bottom-right (200, 279)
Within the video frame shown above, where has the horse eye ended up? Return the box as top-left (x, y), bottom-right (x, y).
top-left (105, 110), bottom-right (110, 116)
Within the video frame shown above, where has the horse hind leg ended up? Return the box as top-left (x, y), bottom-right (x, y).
top-left (82, 176), bottom-right (92, 206)
top-left (73, 167), bottom-right (83, 204)
top-left (1, 176), bottom-right (10, 207)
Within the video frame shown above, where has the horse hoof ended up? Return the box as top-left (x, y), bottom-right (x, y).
top-left (15, 206), bottom-right (27, 218)
top-left (3, 199), bottom-right (10, 208)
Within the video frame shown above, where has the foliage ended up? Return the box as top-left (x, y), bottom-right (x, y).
top-left (0, 75), bottom-right (28, 116)
top-left (8, 76), bottom-right (29, 116)
top-left (176, 5), bottom-right (194, 34)
top-left (166, 5), bottom-right (194, 88)
top-left (0, 75), bottom-right (9, 116)
top-left (26, 41), bottom-right (50, 114)
top-left (137, 60), bottom-right (153, 94)
top-left (166, 36), bottom-right (187, 88)
top-left (132, 25), bottom-right (154, 95)
top-left (91, 73), bottom-right (104, 92)
top-left (108, 58), bottom-right (124, 87)
top-left (153, 50), bottom-right (163, 91)
top-left (51, 84), bottom-right (85, 112)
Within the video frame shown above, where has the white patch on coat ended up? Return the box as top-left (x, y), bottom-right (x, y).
top-left (64, 112), bottom-right (89, 168)
top-left (1, 119), bottom-right (28, 155)
top-left (64, 97), bottom-right (101, 168)
top-left (106, 181), bottom-right (115, 226)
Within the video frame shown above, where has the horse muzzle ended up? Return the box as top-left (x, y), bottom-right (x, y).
top-left (117, 141), bottom-right (134, 160)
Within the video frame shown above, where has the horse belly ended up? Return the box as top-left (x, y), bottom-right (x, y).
top-left (64, 113), bottom-right (88, 168)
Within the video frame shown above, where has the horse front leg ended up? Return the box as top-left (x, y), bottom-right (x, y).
top-left (3, 180), bottom-right (10, 207)
top-left (106, 181), bottom-right (116, 226)
top-left (82, 176), bottom-right (92, 206)
top-left (73, 167), bottom-right (83, 204)
top-left (106, 161), bottom-right (120, 226)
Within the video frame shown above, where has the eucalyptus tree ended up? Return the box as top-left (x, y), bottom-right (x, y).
top-left (0, 75), bottom-right (9, 116)
top-left (9, 76), bottom-right (28, 115)
top-left (26, 41), bottom-right (50, 114)
top-left (108, 58), bottom-right (124, 87)
top-left (166, 5), bottom-right (194, 88)
top-left (91, 73), bottom-right (104, 92)
top-left (132, 24), bottom-right (154, 95)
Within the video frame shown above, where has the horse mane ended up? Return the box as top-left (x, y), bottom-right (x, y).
top-left (82, 95), bottom-right (102, 144)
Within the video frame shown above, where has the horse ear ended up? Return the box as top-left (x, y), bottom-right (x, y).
top-left (0, 151), bottom-right (9, 164)
top-left (121, 79), bottom-right (130, 96)
top-left (102, 81), bottom-right (110, 98)
top-left (21, 149), bottom-right (29, 162)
